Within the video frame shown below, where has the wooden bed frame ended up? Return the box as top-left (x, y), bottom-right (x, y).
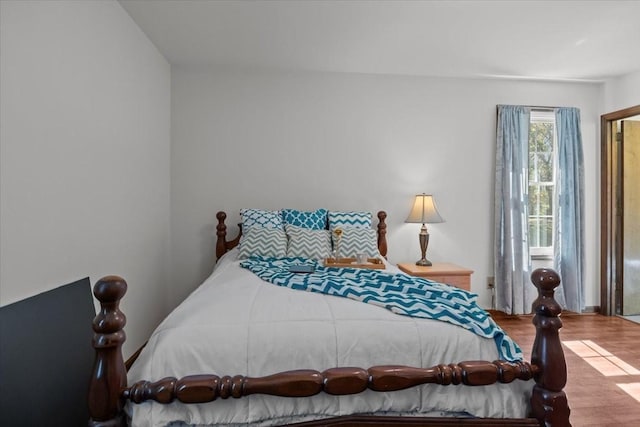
top-left (88, 211), bottom-right (571, 426)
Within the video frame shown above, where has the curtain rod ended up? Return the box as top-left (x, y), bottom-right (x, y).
top-left (498, 104), bottom-right (558, 112)
top-left (526, 105), bottom-right (556, 112)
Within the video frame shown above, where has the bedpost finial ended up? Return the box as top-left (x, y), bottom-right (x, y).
top-left (93, 275), bottom-right (127, 303)
top-left (92, 276), bottom-right (127, 337)
top-left (531, 268), bottom-right (562, 318)
top-left (531, 268), bottom-right (562, 317)
top-left (531, 268), bottom-right (561, 293)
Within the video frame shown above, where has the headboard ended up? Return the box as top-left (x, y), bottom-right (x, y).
top-left (215, 210), bottom-right (388, 261)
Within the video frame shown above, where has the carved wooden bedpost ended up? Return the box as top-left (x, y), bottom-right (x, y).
top-left (216, 211), bottom-right (228, 261)
top-left (530, 268), bottom-right (571, 427)
top-left (376, 211), bottom-right (387, 257)
top-left (216, 211), bottom-right (242, 261)
top-left (88, 276), bottom-right (127, 427)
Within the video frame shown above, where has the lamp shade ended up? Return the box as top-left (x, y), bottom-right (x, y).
top-left (405, 194), bottom-right (445, 224)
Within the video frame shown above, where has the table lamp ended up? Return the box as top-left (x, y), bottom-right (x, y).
top-left (405, 194), bottom-right (445, 266)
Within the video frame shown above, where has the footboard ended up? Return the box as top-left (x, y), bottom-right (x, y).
top-left (88, 269), bottom-right (570, 427)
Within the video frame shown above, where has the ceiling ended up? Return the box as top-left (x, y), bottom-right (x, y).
top-left (119, 0), bottom-right (640, 82)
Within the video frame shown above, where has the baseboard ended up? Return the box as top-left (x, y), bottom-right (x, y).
top-left (489, 306), bottom-right (601, 317)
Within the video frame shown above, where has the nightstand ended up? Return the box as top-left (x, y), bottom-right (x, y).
top-left (397, 262), bottom-right (474, 291)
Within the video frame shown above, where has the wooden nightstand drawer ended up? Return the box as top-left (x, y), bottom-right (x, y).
top-left (397, 262), bottom-right (474, 291)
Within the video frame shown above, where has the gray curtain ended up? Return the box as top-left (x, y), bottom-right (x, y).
top-left (554, 107), bottom-right (585, 313)
top-left (495, 105), bottom-right (535, 314)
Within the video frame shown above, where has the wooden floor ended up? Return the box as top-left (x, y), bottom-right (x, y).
top-left (492, 311), bottom-right (640, 427)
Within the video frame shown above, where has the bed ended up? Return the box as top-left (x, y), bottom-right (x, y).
top-left (88, 210), bottom-right (571, 426)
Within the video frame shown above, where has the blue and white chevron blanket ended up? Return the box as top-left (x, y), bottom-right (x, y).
top-left (240, 257), bottom-right (523, 362)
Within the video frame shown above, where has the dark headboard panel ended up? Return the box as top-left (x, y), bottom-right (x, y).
top-left (0, 278), bottom-right (96, 426)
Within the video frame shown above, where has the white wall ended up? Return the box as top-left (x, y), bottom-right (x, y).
top-left (171, 69), bottom-right (601, 311)
top-left (0, 0), bottom-right (610, 358)
top-left (603, 70), bottom-right (640, 113)
top-left (0, 0), bottom-right (171, 356)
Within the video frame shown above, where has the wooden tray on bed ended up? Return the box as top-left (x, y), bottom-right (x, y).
top-left (323, 257), bottom-right (385, 269)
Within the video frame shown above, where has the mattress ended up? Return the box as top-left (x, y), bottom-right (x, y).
top-left (126, 250), bottom-right (532, 426)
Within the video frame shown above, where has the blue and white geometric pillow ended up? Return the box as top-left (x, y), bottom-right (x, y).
top-left (238, 227), bottom-right (287, 259)
top-left (240, 208), bottom-right (283, 229)
top-left (281, 208), bottom-right (327, 230)
top-left (333, 227), bottom-right (379, 258)
top-left (328, 211), bottom-right (372, 230)
top-left (285, 225), bottom-right (331, 260)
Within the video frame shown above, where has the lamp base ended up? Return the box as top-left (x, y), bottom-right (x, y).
top-left (416, 258), bottom-right (433, 267)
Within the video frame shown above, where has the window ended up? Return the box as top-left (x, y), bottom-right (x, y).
top-left (528, 111), bottom-right (555, 259)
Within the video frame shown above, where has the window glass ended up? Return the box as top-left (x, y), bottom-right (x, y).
top-left (528, 112), bottom-right (555, 257)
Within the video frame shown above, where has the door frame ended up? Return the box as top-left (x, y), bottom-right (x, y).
top-left (600, 104), bottom-right (640, 315)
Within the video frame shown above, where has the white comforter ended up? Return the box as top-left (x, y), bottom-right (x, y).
top-left (127, 250), bottom-right (532, 426)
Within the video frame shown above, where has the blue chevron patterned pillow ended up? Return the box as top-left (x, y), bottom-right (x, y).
top-left (238, 227), bottom-right (287, 259)
top-left (281, 208), bottom-right (327, 230)
top-left (328, 211), bottom-right (372, 230)
top-left (285, 225), bottom-right (331, 259)
top-left (240, 208), bottom-right (283, 229)
top-left (334, 227), bottom-right (379, 258)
